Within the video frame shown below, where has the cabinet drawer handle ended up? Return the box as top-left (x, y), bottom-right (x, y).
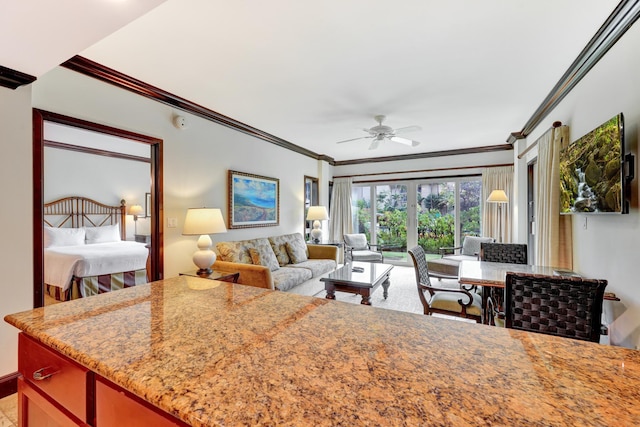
top-left (33, 367), bottom-right (58, 381)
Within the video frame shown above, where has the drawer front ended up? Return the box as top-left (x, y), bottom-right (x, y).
top-left (96, 377), bottom-right (186, 427)
top-left (18, 377), bottom-right (88, 427)
top-left (18, 333), bottom-right (89, 422)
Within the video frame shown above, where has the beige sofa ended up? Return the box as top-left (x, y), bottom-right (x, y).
top-left (212, 232), bottom-right (338, 291)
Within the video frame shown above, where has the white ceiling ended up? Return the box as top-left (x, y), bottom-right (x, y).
top-left (4, 0), bottom-right (621, 162)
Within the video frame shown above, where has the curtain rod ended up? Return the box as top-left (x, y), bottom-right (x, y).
top-left (333, 162), bottom-right (513, 180)
top-left (517, 121), bottom-right (562, 160)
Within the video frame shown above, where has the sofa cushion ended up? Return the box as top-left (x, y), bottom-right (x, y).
top-left (285, 259), bottom-right (336, 278)
top-left (272, 267), bottom-right (312, 292)
top-left (269, 233), bottom-right (308, 266)
top-left (248, 240), bottom-right (280, 272)
top-left (286, 240), bottom-right (308, 264)
top-left (344, 233), bottom-right (368, 250)
top-left (216, 240), bottom-right (254, 264)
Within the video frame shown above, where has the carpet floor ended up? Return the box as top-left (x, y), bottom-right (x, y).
top-left (296, 265), bottom-right (465, 318)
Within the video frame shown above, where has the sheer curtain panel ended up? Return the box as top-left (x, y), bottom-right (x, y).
top-left (482, 166), bottom-right (514, 243)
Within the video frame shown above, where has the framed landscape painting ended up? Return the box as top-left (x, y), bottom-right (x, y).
top-left (228, 170), bottom-right (279, 228)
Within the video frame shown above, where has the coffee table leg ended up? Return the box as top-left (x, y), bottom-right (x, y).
top-left (325, 283), bottom-right (336, 300)
top-left (360, 291), bottom-right (371, 305)
top-left (382, 275), bottom-right (391, 300)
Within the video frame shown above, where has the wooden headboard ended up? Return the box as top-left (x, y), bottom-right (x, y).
top-left (43, 196), bottom-right (127, 238)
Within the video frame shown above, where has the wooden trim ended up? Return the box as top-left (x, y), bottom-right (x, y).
top-left (353, 173), bottom-right (482, 185)
top-left (0, 65), bottom-right (36, 89)
top-left (44, 140), bottom-right (151, 163)
top-left (508, 0), bottom-right (640, 141)
top-left (333, 144), bottom-right (513, 166)
top-left (33, 109), bottom-right (165, 307)
top-left (61, 55), bottom-right (330, 163)
top-left (0, 371), bottom-right (18, 398)
top-left (333, 162), bottom-right (513, 180)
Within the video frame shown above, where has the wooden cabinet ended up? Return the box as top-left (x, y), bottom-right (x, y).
top-left (17, 333), bottom-right (187, 427)
top-left (96, 377), bottom-right (186, 427)
top-left (18, 334), bottom-right (91, 426)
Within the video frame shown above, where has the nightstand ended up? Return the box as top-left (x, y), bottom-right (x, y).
top-left (179, 270), bottom-right (240, 283)
top-left (135, 234), bottom-right (151, 244)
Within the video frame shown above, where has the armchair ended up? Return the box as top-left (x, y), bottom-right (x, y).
top-left (408, 246), bottom-right (482, 322)
top-left (343, 233), bottom-right (384, 263)
top-left (426, 236), bottom-right (494, 280)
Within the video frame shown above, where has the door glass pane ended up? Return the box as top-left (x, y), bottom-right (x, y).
top-left (352, 185), bottom-right (371, 240)
top-left (417, 182), bottom-right (455, 256)
top-left (460, 180), bottom-right (481, 238)
top-left (376, 184), bottom-right (408, 262)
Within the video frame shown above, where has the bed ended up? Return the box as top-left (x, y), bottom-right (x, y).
top-left (44, 196), bottom-right (149, 301)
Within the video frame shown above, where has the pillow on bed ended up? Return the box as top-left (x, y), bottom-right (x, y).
top-left (44, 226), bottom-right (86, 248)
top-left (85, 224), bottom-right (121, 244)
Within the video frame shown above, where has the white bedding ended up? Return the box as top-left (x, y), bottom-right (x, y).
top-left (45, 241), bottom-right (149, 290)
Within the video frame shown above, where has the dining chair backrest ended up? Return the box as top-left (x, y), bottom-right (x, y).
top-left (408, 245), bottom-right (432, 289)
top-left (481, 243), bottom-right (528, 264)
top-left (504, 273), bottom-right (607, 342)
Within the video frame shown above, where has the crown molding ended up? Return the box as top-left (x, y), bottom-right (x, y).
top-left (0, 65), bottom-right (36, 89)
top-left (333, 144), bottom-right (513, 166)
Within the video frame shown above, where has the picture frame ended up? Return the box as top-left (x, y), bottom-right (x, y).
top-left (228, 170), bottom-right (279, 229)
top-left (145, 192), bottom-right (151, 217)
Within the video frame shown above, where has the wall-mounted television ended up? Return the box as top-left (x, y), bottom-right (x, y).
top-left (560, 113), bottom-right (632, 214)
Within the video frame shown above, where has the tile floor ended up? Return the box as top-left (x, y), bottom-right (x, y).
top-left (0, 394), bottom-right (17, 427)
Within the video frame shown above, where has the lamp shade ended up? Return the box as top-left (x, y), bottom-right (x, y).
top-left (183, 208), bottom-right (227, 235)
top-left (306, 206), bottom-right (329, 221)
top-left (129, 205), bottom-right (144, 216)
top-left (486, 190), bottom-right (509, 203)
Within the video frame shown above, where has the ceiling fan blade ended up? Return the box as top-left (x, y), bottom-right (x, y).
top-left (394, 125), bottom-right (422, 134)
top-left (390, 136), bottom-right (420, 147)
top-left (335, 136), bottom-right (372, 144)
top-left (368, 139), bottom-right (380, 150)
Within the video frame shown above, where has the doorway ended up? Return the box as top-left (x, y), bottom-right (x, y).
top-left (32, 109), bottom-right (164, 308)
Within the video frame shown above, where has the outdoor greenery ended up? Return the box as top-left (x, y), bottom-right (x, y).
top-left (354, 181), bottom-right (481, 255)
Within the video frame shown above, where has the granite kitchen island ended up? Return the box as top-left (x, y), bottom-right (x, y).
top-left (5, 276), bottom-right (640, 426)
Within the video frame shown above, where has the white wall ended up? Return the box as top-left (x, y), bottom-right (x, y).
top-left (0, 85), bottom-right (34, 376)
top-left (517, 20), bottom-right (640, 348)
top-left (44, 147), bottom-right (150, 240)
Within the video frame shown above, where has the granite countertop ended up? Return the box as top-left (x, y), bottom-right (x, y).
top-left (5, 276), bottom-right (640, 426)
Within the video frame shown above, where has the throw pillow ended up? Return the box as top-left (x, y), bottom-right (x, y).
top-left (268, 234), bottom-right (292, 266)
top-left (216, 241), bottom-right (253, 264)
top-left (248, 242), bottom-right (280, 272)
top-left (285, 240), bottom-right (308, 264)
top-left (84, 224), bottom-right (121, 244)
top-left (44, 226), bottom-right (86, 248)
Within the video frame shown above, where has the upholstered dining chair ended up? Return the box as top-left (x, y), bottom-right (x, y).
top-left (504, 272), bottom-right (607, 342)
top-left (408, 246), bottom-right (482, 323)
top-left (343, 233), bottom-right (384, 263)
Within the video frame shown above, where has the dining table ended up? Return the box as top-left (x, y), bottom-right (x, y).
top-left (458, 260), bottom-right (575, 324)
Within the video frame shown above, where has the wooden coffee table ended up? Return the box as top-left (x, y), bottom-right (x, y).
top-left (321, 261), bottom-right (393, 305)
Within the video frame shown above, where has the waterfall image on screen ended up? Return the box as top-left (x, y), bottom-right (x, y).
top-left (559, 113), bottom-right (624, 213)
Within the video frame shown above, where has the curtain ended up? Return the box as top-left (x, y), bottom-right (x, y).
top-left (482, 166), bottom-right (514, 243)
top-left (535, 126), bottom-right (572, 268)
top-left (329, 177), bottom-right (353, 242)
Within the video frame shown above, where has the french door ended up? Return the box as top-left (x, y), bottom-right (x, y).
top-left (352, 178), bottom-right (481, 265)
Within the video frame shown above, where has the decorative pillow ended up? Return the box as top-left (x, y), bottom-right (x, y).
top-left (216, 240), bottom-right (253, 264)
top-left (285, 240), bottom-right (308, 264)
top-left (44, 226), bottom-right (85, 248)
top-left (249, 245), bottom-right (280, 272)
top-left (268, 234), bottom-right (292, 266)
top-left (84, 224), bottom-right (121, 244)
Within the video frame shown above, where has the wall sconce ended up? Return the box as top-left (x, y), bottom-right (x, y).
top-left (129, 204), bottom-right (144, 235)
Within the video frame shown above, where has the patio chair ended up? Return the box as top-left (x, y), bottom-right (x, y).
top-left (426, 236), bottom-right (494, 280)
top-left (408, 246), bottom-right (482, 323)
top-left (343, 233), bottom-right (384, 263)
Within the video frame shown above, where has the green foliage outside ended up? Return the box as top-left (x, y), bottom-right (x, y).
top-left (353, 181), bottom-right (481, 256)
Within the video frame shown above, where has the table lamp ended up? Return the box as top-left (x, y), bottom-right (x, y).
top-left (129, 204), bottom-right (144, 235)
top-left (183, 208), bottom-right (227, 275)
top-left (486, 190), bottom-right (508, 243)
top-left (306, 206), bottom-right (329, 243)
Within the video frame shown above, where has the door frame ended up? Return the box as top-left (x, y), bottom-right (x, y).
top-left (32, 109), bottom-right (164, 307)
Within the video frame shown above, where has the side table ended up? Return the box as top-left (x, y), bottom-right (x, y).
top-left (179, 270), bottom-right (240, 283)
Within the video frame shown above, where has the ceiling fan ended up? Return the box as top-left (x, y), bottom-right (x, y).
top-left (335, 115), bottom-right (422, 150)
